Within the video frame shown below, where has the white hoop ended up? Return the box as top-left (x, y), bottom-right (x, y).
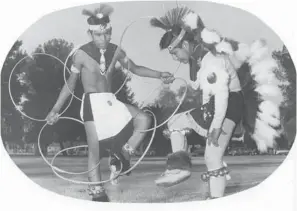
top-left (9, 53), bottom-right (74, 121)
top-left (37, 112), bottom-right (156, 184)
top-left (9, 16), bottom-right (190, 186)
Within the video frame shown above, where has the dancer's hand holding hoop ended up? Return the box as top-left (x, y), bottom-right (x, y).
top-left (46, 110), bottom-right (60, 125)
top-left (160, 72), bottom-right (175, 84)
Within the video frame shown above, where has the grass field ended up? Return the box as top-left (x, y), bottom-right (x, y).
top-left (11, 155), bottom-right (286, 203)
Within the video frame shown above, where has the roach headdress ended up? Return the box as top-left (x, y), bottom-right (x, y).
top-left (150, 6), bottom-right (205, 51)
top-left (82, 4), bottom-right (114, 33)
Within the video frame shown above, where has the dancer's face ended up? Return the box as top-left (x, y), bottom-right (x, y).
top-left (91, 30), bottom-right (111, 49)
top-left (169, 41), bottom-right (191, 64)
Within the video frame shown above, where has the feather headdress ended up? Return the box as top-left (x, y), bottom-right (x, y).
top-left (150, 6), bottom-right (238, 54)
top-left (82, 4), bottom-right (114, 33)
top-left (150, 6), bottom-right (205, 51)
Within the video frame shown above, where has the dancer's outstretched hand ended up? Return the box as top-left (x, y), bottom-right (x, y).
top-left (160, 72), bottom-right (175, 84)
top-left (46, 110), bottom-right (59, 125)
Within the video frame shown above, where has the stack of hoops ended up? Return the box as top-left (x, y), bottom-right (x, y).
top-left (8, 16), bottom-right (189, 185)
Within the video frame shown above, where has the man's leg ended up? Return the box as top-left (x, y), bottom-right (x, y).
top-left (170, 131), bottom-right (188, 152)
top-left (109, 104), bottom-right (151, 184)
top-left (203, 118), bottom-right (235, 199)
top-left (124, 104), bottom-right (152, 151)
top-left (84, 121), bottom-right (109, 202)
top-left (167, 111), bottom-right (193, 154)
top-left (155, 112), bottom-right (193, 187)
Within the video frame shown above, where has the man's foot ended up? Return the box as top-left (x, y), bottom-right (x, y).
top-left (119, 143), bottom-right (133, 175)
top-left (88, 186), bottom-right (110, 202)
top-left (109, 149), bottom-right (132, 185)
top-left (205, 195), bottom-right (219, 200)
top-left (109, 155), bottom-right (121, 185)
top-left (155, 169), bottom-right (191, 187)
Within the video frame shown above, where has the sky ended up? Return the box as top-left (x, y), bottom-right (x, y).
top-left (18, 1), bottom-right (284, 105)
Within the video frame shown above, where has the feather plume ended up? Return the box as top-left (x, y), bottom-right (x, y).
top-left (241, 39), bottom-right (287, 152)
top-left (151, 6), bottom-right (193, 31)
top-left (82, 9), bottom-right (96, 17)
top-left (94, 4), bottom-right (114, 17)
top-left (150, 18), bottom-right (170, 31)
top-left (159, 31), bottom-right (175, 49)
top-left (183, 12), bottom-right (198, 30)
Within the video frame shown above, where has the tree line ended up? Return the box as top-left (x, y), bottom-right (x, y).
top-left (1, 40), bottom-right (295, 156)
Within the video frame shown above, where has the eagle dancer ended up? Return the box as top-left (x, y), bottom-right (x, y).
top-left (150, 6), bottom-right (287, 199)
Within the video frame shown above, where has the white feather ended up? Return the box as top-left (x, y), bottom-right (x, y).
top-left (234, 43), bottom-right (250, 62)
top-left (252, 118), bottom-right (280, 152)
top-left (96, 13), bottom-right (103, 18)
top-left (261, 94), bottom-right (283, 106)
top-left (256, 118), bottom-right (280, 138)
top-left (258, 101), bottom-right (281, 128)
top-left (254, 119), bottom-right (279, 139)
top-left (250, 59), bottom-right (278, 76)
top-left (255, 85), bottom-right (283, 105)
top-left (250, 39), bottom-right (267, 54)
top-left (258, 101), bottom-right (280, 118)
top-left (257, 112), bottom-right (280, 127)
top-left (248, 40), bottom-right (271, 65)
top-left (255, 84), bottom-right (281, 94)
top-left (215, 41), bottom-right (234, 55)
top-left (253, 70), bottom-right (279, 85)
top-left (201, 28), bottom-right (221, 44)
top-left (183, 12), bottom-right (198, 30)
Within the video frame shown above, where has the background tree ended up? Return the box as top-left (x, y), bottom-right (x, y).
top-left (18, 39), bottom-right (76, 155)
top-left (273, 45), bottom-right (296, 148)
top-left (2, 38), bottom-right (136, 155)
top-left (3, 40), bottom-right (295, 156)
top-left (1, 40), bottom-right (29, 147)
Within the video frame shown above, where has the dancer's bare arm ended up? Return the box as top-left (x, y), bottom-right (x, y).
top-left (117, 48), bottom-right (174, 83)
top-left (207, 58), bottom-right (230, 146)
top-left (46, 50), bottom-right (83, 124)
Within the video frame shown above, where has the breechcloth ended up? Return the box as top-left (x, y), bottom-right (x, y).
top-left (80, 92), bottom-right (133, 156)
top-left (225, 91), bottom-right (244, 125)
top-left (188, 91), bottom-right (244, 137)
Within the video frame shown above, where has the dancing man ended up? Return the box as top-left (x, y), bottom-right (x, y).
top-left (46, 4), bottom-right (174, 202)
top-left (150, 6), bottom-right (286, 199)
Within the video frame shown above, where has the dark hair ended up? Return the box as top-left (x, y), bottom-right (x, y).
top-left (159, 16), bottom-right (205, 50)
top-left (87, 15), bottom-right (110, 26)
top-left (87, 28), bottom-right (112, 35)
top-left (159, 26), bottom-right (195, 50)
